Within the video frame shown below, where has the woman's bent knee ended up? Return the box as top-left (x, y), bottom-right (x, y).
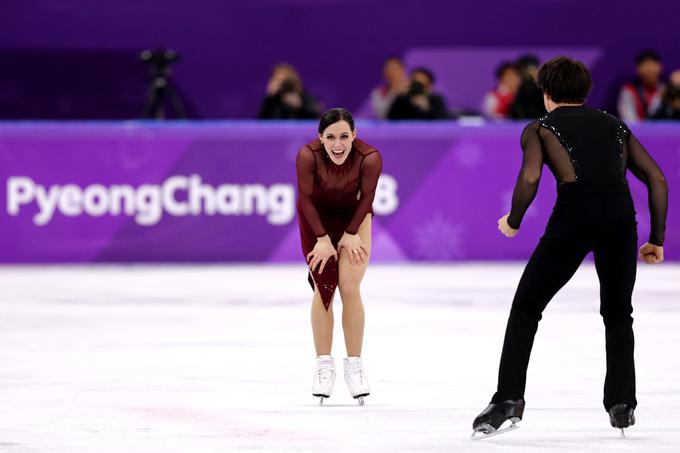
top-left (338, 282), bottom-right (361, 299)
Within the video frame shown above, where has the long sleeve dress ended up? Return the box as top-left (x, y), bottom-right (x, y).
top-left (296, 138), bottom-right (383, 309)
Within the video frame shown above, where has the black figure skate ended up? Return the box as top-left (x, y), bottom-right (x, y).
top-left (609, 404), bottom-right (635, 437)
top-left (471, 398), bottom-right (525, 440)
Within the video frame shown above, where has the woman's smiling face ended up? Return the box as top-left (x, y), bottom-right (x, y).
top-left (319, 120), bottom-right (356, 165)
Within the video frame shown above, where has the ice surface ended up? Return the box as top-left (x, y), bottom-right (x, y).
top-left (0, 263), bottom-right (678, 452)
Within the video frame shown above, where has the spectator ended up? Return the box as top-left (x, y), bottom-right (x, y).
top-left (388, 67), bottom-right (449, 120)
top-left (370, 56), bottom-right (409, 119)
top-left (618, 50), bottom-right (665, 122)
top-left (509, 54), bottom-right (547, 119)
top-left (482, 62), bottom-right (521, 119)
top-left (652, 69), bottom-right (680, 120)
top-left (258, 63), bottom-right (321, 119)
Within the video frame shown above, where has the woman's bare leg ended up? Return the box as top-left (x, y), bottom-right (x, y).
top-left (311, 287), bottom-right (334, 356)
top-left (338, 214), bottom-right (372, 357)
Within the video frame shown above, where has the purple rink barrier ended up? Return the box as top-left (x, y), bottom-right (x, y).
top-left (0, 121), bottom-right (678, 263)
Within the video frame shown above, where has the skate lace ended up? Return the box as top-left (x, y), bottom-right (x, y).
top-left (345, 363), bottom-right (365, 386)
top-left (316, 365), bottom-right (335, 384)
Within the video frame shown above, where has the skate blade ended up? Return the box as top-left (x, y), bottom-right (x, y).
top-left (353, 393), bottom-right (369, 406)
top-left (471, 421), bottom-right (520, 441)
top-left (313, 394), bottom-right (330, 406)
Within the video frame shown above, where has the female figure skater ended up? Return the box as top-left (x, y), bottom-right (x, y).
top-left (296, 108), bottom-right (382, 405)
top-left (472, 56), bottom-right (668, 439)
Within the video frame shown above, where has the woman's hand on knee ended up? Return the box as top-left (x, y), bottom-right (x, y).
top-left (338, 232), bottom-right (368, 265)
top-left (307, 235), bottom-right (338, 274)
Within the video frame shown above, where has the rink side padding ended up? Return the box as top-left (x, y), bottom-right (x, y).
top-left (1, 121), bottom-right (677, 262)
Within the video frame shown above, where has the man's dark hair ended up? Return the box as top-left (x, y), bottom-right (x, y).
top-left (537, 56), bottom-right (592, 103)
top-left (516, 54), bottom-right (540, 71)
top-left (635, 49), bottom-right (661, 66)
top-left (383, 55), bottom-right (405, 66)
top-left (411, 67), bottom-right (435, 85)
top-left (495, 61), bottom-right (518, 80)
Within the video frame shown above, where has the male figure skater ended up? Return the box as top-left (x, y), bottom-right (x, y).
top-left (472, 56), bottom-right (668, 439)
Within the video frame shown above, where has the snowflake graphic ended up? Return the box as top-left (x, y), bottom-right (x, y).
top-left (455, 143), bottom-right (484, 169)
top-left (501, 189), bottom-right (537, 219)
top-left (413, 212), bottom-right (465, 260)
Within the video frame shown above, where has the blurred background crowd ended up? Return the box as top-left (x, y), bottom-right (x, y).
top-left (2, 0), bottom-right (679, 123)
top-left (258, 51), bottom-right (680, 121)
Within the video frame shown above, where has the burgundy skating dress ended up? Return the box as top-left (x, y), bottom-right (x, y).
top-left (296, 138), bottom-right (383, 310)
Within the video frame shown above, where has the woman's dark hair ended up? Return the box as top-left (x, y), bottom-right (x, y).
top-left (318, 108), bottom-right (355, 133)
top-left (537, 56), bottom-right (592, 104)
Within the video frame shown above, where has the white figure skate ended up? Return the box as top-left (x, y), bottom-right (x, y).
top-left (312, 355), bottom-right (336, 405)
top-left (344, 356), bottom-right (370, 406)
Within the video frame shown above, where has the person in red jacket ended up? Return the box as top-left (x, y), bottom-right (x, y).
top-left (618, 50), bottom-right (665, 121)
top-left (296, 108), bottom-right (382, 405)
top-left (483, 62), bottom-right (521, 119)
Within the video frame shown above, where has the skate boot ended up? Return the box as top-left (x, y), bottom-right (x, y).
top-left (312, 355), bottom-right (336, 405)
top-left (343, 357), bottom-right (370, 406)
top-left (608, 404), bottom-right (635, 437)
top-left (471, 398), bottom-right (525, 440)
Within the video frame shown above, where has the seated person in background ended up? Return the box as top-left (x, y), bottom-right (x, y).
top-left (258, 63), bottom-right (321, 119)
top-left (388, 67), bottom-right (449, 120)
top-left (482, 62), bottom-right (521, 119)
top-left (618, 50), bottom-right (665, 122)
top-left (371, 56), bottom-right (409, 119)
top-left (652, 69), bottom-right (680, 120)
top-left (671, 69), bottom-right (680, 88)
top-left (509, 54), bottom-right (547, 119)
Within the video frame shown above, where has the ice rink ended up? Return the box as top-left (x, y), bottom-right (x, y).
top-left (0, 263), bottom-right (678, 452)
